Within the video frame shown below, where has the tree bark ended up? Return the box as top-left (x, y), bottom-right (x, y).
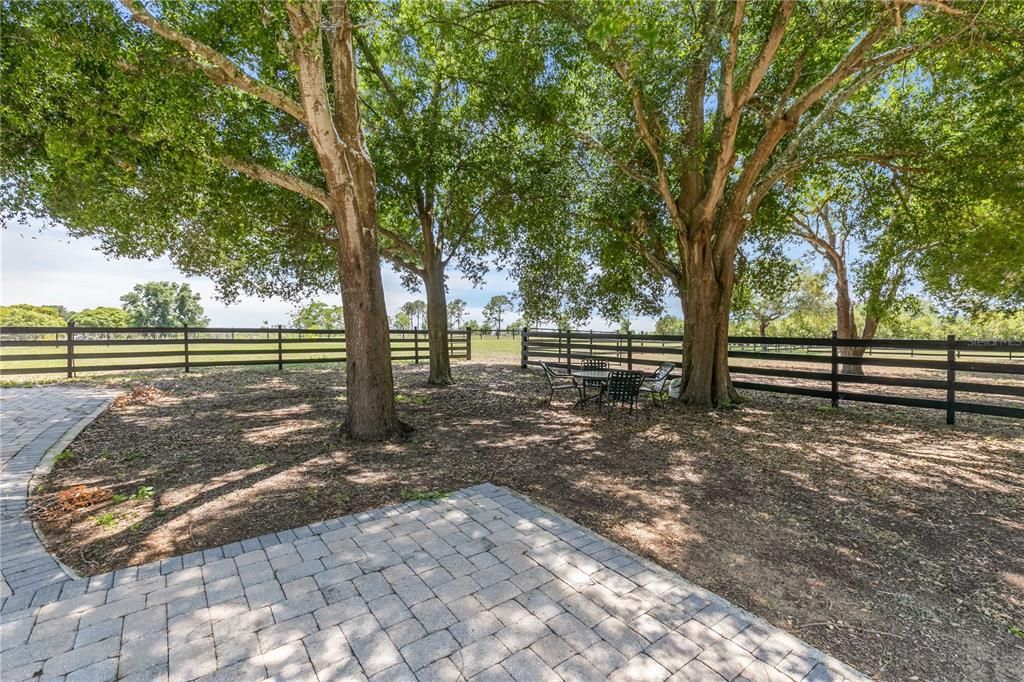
top-left (677, 233), bottom-right (742, 407)
top-left (422, 256), bottom-right (453, 385)
top-left (287, 0), bottom-right (403, 440)
top-left (333, 212), bottom-right (403, 439)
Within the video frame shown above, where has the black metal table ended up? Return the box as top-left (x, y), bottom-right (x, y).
top-left (572, 369), bottom-right (611, 407)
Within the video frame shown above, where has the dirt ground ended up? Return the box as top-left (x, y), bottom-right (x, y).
top-left (30, 362), bottom-right (1024, 681)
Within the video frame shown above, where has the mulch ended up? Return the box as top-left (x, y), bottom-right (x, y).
top-left (30, 362), bottom-right (1024, 681)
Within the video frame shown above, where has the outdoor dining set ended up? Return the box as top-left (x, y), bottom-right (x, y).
top-left (540, 358), bottom-right (676, 415)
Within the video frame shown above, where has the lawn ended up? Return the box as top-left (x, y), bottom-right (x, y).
top-left (0, 332), bottom-right (511, 380)
top-left (29, 360), bottom-right (1023, 681)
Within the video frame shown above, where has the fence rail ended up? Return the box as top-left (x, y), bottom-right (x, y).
top-left (0, 324), bottom-right (471, 377)
top-left (520, 328), bottom-right (1024, 424)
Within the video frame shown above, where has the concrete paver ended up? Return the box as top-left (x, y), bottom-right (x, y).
top-left (1, 387), bottom-right (868, 681)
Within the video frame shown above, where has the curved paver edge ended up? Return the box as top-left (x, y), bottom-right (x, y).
top-left (27, 396), bottom-right (116, 582)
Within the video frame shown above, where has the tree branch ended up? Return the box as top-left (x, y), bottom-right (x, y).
top-left (376, 224), bottom-right (422, 262)
top-left (218, 155), bottom-right (331, 211)
top-left (379, 246), bottom-right (425, 278)
top-left (735, 1), bottom-right (796, 107)
top-left (354, 33), bottom-right (405, 115)
top-left (119, 0), bottom-right (306, 123)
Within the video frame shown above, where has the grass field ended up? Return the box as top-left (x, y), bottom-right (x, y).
top-left (0, 333), bottom-right (516, 383)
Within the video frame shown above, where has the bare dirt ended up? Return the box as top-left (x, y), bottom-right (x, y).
top-left (30, 362), bottom-right (1024, 681)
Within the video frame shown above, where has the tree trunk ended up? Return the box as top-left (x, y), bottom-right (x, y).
top-left (422, 258), bottom-right (453, 385)
top-left (832, 260), bottom-right (866, 376)
top-left (333, 211), bottom-right (405, 440)
top-left (758, 318), bottom-right (769, 352)
top-left (677, 234), bottom-right (742, 407)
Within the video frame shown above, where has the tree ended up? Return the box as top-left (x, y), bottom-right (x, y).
top-left (0, 304), bottom-right (66, 328)
top-left (399, 301), bottom-right (427, 330)
top-left (120, 282), bottom-right (208, 328)
top-left (733, 266), bottom-right (829, 344)
top-left (521, 0), bottom-right (1019, 406)
top-left (446, 299), bottom-right (467, 330)
top-left (2, 1), bottom-right (404, 439)
top-left (71, 307), bottom-right (131, 328)
top-left (788, 59), bottom-right (1024, 373)
top-left (356, 3), bottom-right (570, 385)
top-left (654, 315), bottom-right (684, 336)
top-left (482, 295), bottom-right (513, 334)
top-left (290, 302), bottom-right (344, 330)
top-left (392, 311), bottom-right (412, 331)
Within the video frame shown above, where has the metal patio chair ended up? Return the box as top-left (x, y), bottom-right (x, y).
top-left (604, 370), bottom-right (646, 416)
top-left (639, 362), bottom-right (675, 405)
top-left (541, 362), bottom-right (580, 406)
top-left (578, 357), bottom-right (609, 404)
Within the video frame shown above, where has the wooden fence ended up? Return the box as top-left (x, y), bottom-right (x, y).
top-left (0, 324), bottom-right (471, 377)
top-left (520, 329), bottom-right (1024, 424)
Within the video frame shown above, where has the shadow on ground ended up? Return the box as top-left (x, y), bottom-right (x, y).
top-left (31, 362), bottom-right (1024, 681)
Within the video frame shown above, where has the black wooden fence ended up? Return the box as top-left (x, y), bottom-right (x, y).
top-left (0, 324), bottom-right (471, 377)
top-left (520, 328), bottom-right (1024, 424)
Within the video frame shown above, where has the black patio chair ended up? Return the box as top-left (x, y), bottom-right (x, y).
top-left (639, 362), bottom-right (675, 405)
top-left (540, 362), bottom-right (580, 407)
top-left (604, 370), bottom-right (646, 416)
top-left (577, 357), bottom-right (609, 403)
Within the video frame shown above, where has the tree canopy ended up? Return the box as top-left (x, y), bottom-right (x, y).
top-left (71, 306), bottom-right (132, 328)
top-left (120, 282), bottom-right (208, 328)
top-left (290, 302), bottom-right (344, 330)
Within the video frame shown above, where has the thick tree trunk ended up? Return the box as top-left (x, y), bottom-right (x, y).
top-left (677, 234), bottom-right (742, 407)
top-left (422, 258), bottom-right (453, 385)
top-left (333, 210), bottom-right (404, 440)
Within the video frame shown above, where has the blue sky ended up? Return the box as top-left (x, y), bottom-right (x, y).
top-left (1, 219), bottom-right (673, 330)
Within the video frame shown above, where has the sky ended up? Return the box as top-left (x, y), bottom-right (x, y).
top-left (1, 219), bottom-right (676, 330)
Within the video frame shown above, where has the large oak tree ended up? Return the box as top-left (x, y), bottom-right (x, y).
top-left (525, 0), bottom-right (1020, 406)
top-left (5, 1), bottom-right (398, 438)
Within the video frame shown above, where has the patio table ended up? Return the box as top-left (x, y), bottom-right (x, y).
top-left (572, 368), bottom-right (611, 407)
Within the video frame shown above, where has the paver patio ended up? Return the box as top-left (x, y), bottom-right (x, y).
top-left (0, 387), bottom-right (867, 681)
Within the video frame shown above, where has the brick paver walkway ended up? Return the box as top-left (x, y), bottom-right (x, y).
top-left (1, 389), bottom-right (867, 681)
top-left (1, 387), bottom-right (116, 600)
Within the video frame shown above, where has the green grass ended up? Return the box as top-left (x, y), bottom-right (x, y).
top-left (466, 334), bottom-right (521, 361)
top-left (0, 334), bottom-right (483, 378)
top-left (91, 512), bottom-right (118, 528)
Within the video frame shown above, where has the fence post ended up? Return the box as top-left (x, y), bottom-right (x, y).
top-left (277, 324), bottom-right (283, 371)
top-left (946, 334), bottom-right (956, 425)
top-left (566, 331), bottom-right (573, 370)
top-left (520, 327), bottom-right (528, 368)
top-left (66, 321), bottom-right (76, 379)
top-left (413, 328), bottom-right (420, 364)
top-left (183, 324), bottom-right (190, 373)
top-left (465, 327), bottom-right (472, 361)
top-left (626, 330), bottom-right (633, 370)
top-left (830, 330), bottom-right (839, 408)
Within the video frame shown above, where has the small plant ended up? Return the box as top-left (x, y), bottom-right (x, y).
top-left (111, 494), bottom-right (129, 504)
top-left (131, 486), bottom-right (155, 501)
top-left (54, 450), bottom-right (74, 464)
top-left (401, 490), bottom-right (448, 502)
top-left (92, 512), bottom-right (118, 528)
top-left (1009, 625), bottom-right (1024, 640)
